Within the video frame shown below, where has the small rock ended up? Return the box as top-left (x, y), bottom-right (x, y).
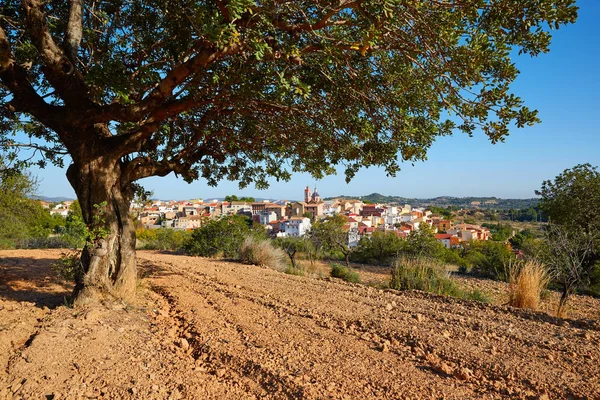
top-left (381, 340), bottom-right (390, 352)
top-left (455, 367), bottom-right (474, 381)
top-left (118, 327), bottom-right (125, 333)
top-left (439, 363), bottom-right (454, 376)
top-left (537, 394), bottom-right (549, 400)
top-left (385, 303), bottom-right (393, 311)
top-left (547, 354), bottom-right (554, 362)
top-left (414, 313), bottom-right (424, 323)
top-left (216, 368), bottom-right (227, 378)
top-left (129, 387), bottom-right (137, 395)
top-left (152, 384), bottom-right (159, 391)
top-left (178, 338), bottom-right (190, 351)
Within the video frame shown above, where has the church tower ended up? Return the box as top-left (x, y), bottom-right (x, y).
top-left (304, 186), bottom-right (312, 203)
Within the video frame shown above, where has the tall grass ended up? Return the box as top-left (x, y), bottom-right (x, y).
top-left (390, 256), bottom-right (490, 303)
top-left (507, 260), bottom-right (551, 310)
top-left (239, 236), bottom-right (286, 271)
top-left (391, 256), bottom-right (461, 296)
top-left (330, 263), bottom-right (361, 283)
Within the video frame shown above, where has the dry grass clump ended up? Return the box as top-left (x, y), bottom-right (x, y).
top-left (507, 260), bottom-right (551, 310)
top-left (239, 236), bottom-right (286, 271)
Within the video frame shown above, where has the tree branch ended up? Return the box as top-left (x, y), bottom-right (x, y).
top-left (21, 0), bottom-right (92, 107)
top-left (65, 0), bottom-right (83, 60)
top-left (0, 26), bottom-right (65, 132)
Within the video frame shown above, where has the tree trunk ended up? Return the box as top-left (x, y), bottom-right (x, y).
top-left (67, 158), bottom-right (136, 305)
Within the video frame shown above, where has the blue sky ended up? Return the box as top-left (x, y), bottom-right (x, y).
top-left (31, 1), bottom-right (600, 201)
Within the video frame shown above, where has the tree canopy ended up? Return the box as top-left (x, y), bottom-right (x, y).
top-left (536, 164), bottom-right (600, 234)
top-left (1, 0), bottom-right (577, 184)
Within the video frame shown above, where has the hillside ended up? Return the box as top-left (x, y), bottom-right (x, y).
top-left (1, 249), bottom-right (599, 399)
top-left (326, 193), bottom-right (539, 209)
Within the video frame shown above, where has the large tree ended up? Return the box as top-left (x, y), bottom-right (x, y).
top-left (0, 0), bottom-right (576, 303)
top-left (536, 164), bottom-right (600, 313)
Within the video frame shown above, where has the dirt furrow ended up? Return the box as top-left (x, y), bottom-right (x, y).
top-left (141, 252), bottom-right (600, 399)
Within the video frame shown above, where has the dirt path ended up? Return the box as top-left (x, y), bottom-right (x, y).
top-left (2, 250), bottom-right (600, 399)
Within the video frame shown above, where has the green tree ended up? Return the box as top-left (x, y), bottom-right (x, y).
top-left (184, 215), bottom-right (251, 258)
top-left (405, 224), bottom-right (445, 259)
top-left (536, 165), bottom-right (600, 311)
top-left (351, 231), bottom-right (405, 266)
top-left (0, 168), bottom-right (55, 248)
top-left (536, 164), bottom-right (600, 233)
top-left (0, 1), bottom-right (577, 302)
top-left (310, 215), bottom-right (353, 267)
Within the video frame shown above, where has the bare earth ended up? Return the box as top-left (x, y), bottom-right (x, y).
top-left (1, 250), bottom-right (599, 399)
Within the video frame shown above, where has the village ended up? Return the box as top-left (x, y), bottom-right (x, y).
top-left (117, 185), bottom-right (491, 248)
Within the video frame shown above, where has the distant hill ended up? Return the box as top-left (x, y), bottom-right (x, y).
top-left (31, 195), bottom-right (75, 203)
top-left (324, 193), bottom-right (539, 209)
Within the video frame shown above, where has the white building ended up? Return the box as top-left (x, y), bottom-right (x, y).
top-left (259, 211), bottom-right (278, 225)
top-left (281, 217), bottom-right (312, 238)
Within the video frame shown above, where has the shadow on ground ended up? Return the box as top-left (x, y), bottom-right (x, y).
top-left (0, 256), bottom-right (72, 309)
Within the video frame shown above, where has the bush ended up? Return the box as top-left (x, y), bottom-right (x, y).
top-left (330, 263), bottom-right (361, 283)
top-left (184, 215), bottom-right (251, 257)
top-left (52, 251), bottom-right (82, 283)
top-left (390, 256), bottom-right (491, 303)
top-left (507, 260), bottom-right (550, 310)
top-left (284, 265), bottom-right (305, 276)
top-left (390, 256), bottom-right (462, 297)
top-left (350, 231), bottom-right (405, 265)
top-left (239, 236), bottom-right (286, 271)
top-left (469, 241), bottom-right (515, 280)
top-left (136, 228), bottom-right (191, 251)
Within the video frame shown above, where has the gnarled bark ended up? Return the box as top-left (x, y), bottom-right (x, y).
top-left (67, 154), bottom-right (136, 305)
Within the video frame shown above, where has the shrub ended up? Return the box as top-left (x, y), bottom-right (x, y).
top-left (184, 215), bottom-right (251, 257)
top-left (284, 265), bottom-right (305, 276)
top-left (52, 251), bottom-right (82, 283)
top-left (391, 256), bottom-right (492, 303)
top-left (239, 236), bottom-right (286, 271)
top-left (350, 231), bottom-right (405, 265)
top-left (469, 241), bottom-right (515, 280)
top-left (136, 228), bottom-right (191, 251)
top-left (390, 256), bottom-right (462, 297)
top-left (507, 260), bottom-right (550, 310)
top-left (330, 263), bottom-right (361, 283)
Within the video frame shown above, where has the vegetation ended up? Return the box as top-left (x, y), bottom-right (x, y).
top-left (330, 264), bottom-right (361, 284)
top-left (0, 0), bottom-right (576, 301)
top-left (351, 231), bottom-right (405, 266)
top-left (404, 224), bottom-right (445, 259)
top-left (0, 170), bottom-right (60, 248)
top-left (462, 241), bottom-right (516, 280)
top-left (309, 215), bottom-right (353, 267)
top-left (536, 164), bottom-right (600, 313)
top-left (239, 236), bottom-right (285, 271)
top-left (51, 251), bottom-right (83, 283)
top-left (390, 256), bottom-right (490, 303)
top-left (135, 228), bottom-right (191, 252)
top-left (391, 257), bottom-right (462, 297)
top-left (274, 237), bottom-right (311, 271)
top-left (507, 260), bottom-right (551, 311)
top-left (224, 195), bottom-right (255, 203)
top-left (184, 215), bottom-right (255, 258)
